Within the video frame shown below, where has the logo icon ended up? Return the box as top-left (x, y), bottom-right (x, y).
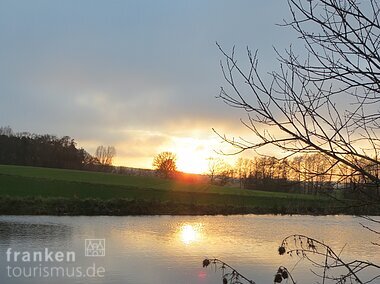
top-left (85, 239), bottom-right (105, 257)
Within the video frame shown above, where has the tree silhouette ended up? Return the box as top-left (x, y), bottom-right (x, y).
top-left (152, 151), bottom-right (177, 178)
top-left (216, 0), bottom-right (380, 192)
top-left (95, 145), bottom-right (116, 166)
top-left (209, 0), bottom-right (380, 283)
top-left (207, 157), bottom-right (233, 185)
top-left (0, 127), bottom-right (88, 170)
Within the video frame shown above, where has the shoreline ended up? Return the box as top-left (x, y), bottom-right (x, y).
top-left (0, 196), bottom-right (378, 216)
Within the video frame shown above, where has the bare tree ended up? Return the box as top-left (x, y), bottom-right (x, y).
top-left (0, 126), bottom-right (13, 137)
top-left (235, 157), bottom-right (254, 188)
top-left (216, 0), bottom-right (380, 190)
top-left (211, 1), bottom-right (380, 282)
top-left (207, 157), bottom-right (234, 185)
top-left (95, 145), bottom-right (116, 166)
top-left (152, 151), bottom-right (177, 178)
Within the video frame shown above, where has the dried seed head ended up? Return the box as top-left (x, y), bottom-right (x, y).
top-left (281, 270), bottom-right (288, 279)
top-left (278, 246), bottom-right (286, 255)
top-left (202, 259), bottom-right (210, 268)
top-left (274, 273), bottom-right (283, 283)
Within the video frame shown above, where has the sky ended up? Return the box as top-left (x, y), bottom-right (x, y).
top-left (0, 0), bottom-right (297, 173)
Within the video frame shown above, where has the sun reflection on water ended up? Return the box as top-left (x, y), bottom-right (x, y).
top-left (179, 223), bottom-right (203, 245)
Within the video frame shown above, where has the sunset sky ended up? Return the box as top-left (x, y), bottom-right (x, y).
top-left (0, 0), bottom-right (298, 173)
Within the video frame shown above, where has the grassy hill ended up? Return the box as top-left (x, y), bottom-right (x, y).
top-left (0, 164), bottom-right (358, 215)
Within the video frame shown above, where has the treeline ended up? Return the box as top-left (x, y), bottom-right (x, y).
top-left (234, 155), bottom-right (334, 193)
top-left (0, 126), bottom-right (98, 170)
top-left (211, 154), bottom-right (380, 196)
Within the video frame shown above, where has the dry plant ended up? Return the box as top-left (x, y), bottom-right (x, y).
top-left (203, 234), bottom-right (379, 284)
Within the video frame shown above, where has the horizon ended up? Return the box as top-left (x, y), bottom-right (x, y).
top-left (0, 0), bottom-right (294, 174)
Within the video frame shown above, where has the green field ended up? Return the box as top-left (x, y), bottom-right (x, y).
top-left (0, 164), bottom-right (356, 215)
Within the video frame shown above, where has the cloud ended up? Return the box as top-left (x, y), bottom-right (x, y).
top-left (0, 0), bottom-right (296, 169)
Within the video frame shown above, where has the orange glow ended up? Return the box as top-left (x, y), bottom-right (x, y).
top-left (82, 132), bottom-right (239, 174)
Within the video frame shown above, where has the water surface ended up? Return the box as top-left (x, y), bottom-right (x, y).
top-left (0, 215), bottom-right (378, 283)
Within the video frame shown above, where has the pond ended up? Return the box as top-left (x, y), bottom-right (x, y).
top-left (0, 215), bottom-right (378, 283)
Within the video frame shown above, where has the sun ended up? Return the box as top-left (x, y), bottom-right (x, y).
top-left (176, 150), bottom-right (209, 174)
top-left (170, 137), bottom-right (214, 174)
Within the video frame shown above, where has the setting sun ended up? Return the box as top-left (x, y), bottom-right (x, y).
top-left (170, 137), bottom-right (216, 174)
top-left (176, 150), bottom-right (209, 174)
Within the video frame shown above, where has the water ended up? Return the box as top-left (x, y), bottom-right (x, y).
top-left (0, 215), bottom-right (378, 284)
